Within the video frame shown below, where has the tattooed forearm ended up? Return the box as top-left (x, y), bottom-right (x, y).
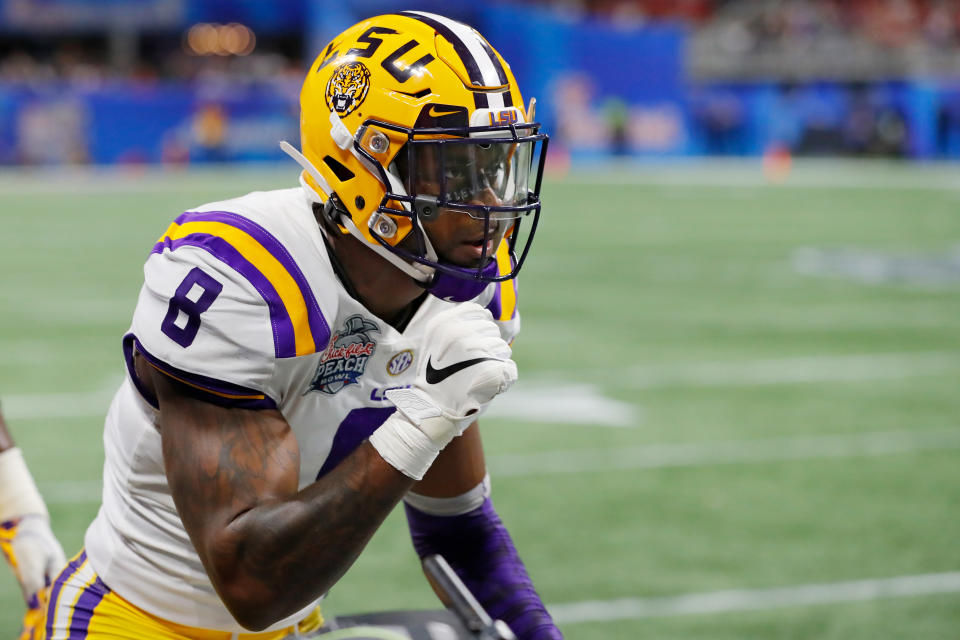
top-left (153, 366), bottom-right (414, 630)
top-left (222, 442), bottom-right (411, 624)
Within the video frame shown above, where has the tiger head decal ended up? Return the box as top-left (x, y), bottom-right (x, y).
top-left (325, 62), bottom-right (371, 116)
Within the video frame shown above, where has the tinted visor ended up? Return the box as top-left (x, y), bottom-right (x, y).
top-left (400, 139), bottom-right (534, 220)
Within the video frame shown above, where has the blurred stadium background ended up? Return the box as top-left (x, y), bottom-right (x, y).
top-left (2, 0), bottom-right (959, 638)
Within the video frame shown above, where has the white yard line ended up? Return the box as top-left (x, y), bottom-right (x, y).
top-left (484, 382), bottom-right (637, 427)
top-left (608, 351), bottom-right (960, 389)
top-left (2, 388), bottom-right (118, 420)
top-left (549, 572), bottom-right (960, 624)
top-left (487, 427), bottom-right (960, 477)
top-left (39, 427), bottom-right (960, 503)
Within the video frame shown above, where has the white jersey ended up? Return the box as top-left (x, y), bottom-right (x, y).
top-left (84, 187), bottom-right (520, 633)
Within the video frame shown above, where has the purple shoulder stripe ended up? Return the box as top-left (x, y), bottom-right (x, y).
top-left (125, 334), bottom-right (277, 410)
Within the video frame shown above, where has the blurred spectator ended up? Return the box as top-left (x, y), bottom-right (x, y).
top-left (191, 103), bottom-right (227, 163)
top-left (552, 74), bottom-right (610, 153)
top-left (693, 89), bottom-right (746, 155)
top-left (843, 84), bottom-right (878, 155)
top-left (935, 90), bottom-right (960, 156)
top-left (695, 0), bottom-right (960, 80)
top-left (871, 106), bottom-right (908, 156)
top-left (17, 99), bottom-right (89, 164)
top-left (603, 97), bottom-right (630, 155)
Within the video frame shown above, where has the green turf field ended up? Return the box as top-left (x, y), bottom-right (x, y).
top-left (1, 160), bottom-right (958, 638)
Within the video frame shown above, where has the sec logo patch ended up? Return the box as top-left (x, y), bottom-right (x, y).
top-left (387, 350), bottom-right (413, 376)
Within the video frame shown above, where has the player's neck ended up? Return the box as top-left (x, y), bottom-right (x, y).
top-left (325, 231), bottom-right (427, 327)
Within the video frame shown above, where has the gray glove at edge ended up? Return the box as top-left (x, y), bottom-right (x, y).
top-left (0, 447), bottom-right (68, 607)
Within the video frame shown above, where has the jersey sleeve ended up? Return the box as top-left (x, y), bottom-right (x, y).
top-left (127, 245), bottom-right (280, 409)
top-left (125, 210), bottom-right (331, 409)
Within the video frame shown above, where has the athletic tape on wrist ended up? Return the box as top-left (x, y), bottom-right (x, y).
top-left (0, 448), bottom-right (48, 522)
top-left (369, 413), bottom-right (442, 481)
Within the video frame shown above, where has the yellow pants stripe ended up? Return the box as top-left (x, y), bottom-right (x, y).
top-left (44, 549), bottom-right (323, 639)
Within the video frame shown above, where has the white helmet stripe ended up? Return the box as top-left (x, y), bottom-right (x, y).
top-left (486, 90), bottom-right (506, 111)
top-left (402, 11), bottom-right (506, 88)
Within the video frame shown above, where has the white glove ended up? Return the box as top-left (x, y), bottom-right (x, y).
top-left (0, 447), bottom-right (68, 607)
top-left (370, 303), bottom-right (517, 479)
top-left (387, 303), bottom-right (517, 446)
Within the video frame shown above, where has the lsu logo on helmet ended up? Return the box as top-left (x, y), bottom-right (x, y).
top-left (325, 62), bottom-right (371, 116)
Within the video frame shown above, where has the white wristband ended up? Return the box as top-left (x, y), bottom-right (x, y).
top-left (0, 448), bottom-right (48, 522)
top-left (368, 413), bottom-right (442, 481)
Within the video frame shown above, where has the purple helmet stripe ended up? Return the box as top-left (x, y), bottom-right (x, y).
top-left (175, 210), bottom-right (329, 351)
top-left (152, 233), bottom-right (298, 358)
top-left (46, 550), bottom-right (87, 639)
top-left (131, 336), bottom-right (278, 410)
top-left (67, 576), bottom-right (110, 639)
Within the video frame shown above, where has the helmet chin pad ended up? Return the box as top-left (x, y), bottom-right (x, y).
top-left (426, 259), bottom-right (499, 302)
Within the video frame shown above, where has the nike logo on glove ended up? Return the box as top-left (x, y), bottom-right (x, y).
top-left (425, 357), bottom-right (499, 384)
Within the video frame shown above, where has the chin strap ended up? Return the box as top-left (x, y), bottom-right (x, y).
top-left (340, 214), bottom-right (435, 282)
top-left (280, 140), bottom-right (333, 203)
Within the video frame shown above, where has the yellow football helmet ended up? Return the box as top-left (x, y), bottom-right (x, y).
top-left (281, 11), bottom-right (548, 302)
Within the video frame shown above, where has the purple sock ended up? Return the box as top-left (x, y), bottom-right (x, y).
top-left (405, 498), bottom-right (562, 639)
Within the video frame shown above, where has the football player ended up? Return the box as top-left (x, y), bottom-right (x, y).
top-left (44, 12), bottom-right (560, 640)
top-left (0, 406), bottom-right (67, 640)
